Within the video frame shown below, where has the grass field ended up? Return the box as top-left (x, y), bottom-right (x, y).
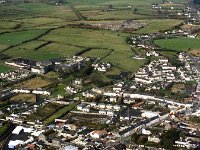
top-left (44, 101), bottom-right (79, 124)
top-left (0, 65), bottom-right (12, 73)
top-left (82, 48), bottom-right (111, 59)
top-left (154, 37), bottom-right (200, 51)
top-left (0, 123), bottom-right (9, 135)
top-left (0, 29), bottom-right (46, 47)
top-left (80, 9), bottom-right (155, 20)
top-left (40, 27), bottom-right (145, 71)
top-left (0, 2), bottom-right (78, 20)
top-left (0, 0), bottom-right (188, 73)
top-left (135, 19), bottom-right (183, 33)
top-left (27, 103), bottom-right (63, 122)
top-left (16, 77), bottom-right (52, 89)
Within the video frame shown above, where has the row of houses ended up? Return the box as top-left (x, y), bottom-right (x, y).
top-left (0, 70), bottom-right (30, 81)
top-left (12, 89), bottom-right (51, 96)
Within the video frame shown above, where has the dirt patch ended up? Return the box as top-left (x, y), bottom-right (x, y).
top-left (190, 49), bottom-right (200, 57)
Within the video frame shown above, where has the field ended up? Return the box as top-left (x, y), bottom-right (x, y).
top-left (0, 30), bottom-right (46, 46)
top-left (171, 83), bottom-right (185, 93)
top-left (0, 64), bottom-right (12, 73)
top-left (0, 0), bottom-right (188, 73)
top-left (40, 27), bottom-right (145, 71)
top-left (154, 37), bottom-right (200, 51)
top-left (10, 94), bottom-right (36, 103)
top-left (16, 77), bottom-right (52, 89)
top-left (135, 19), bottom-right (183, 34)
top-left (44, 101), bottom-right (79, 124)
top-left (27, 103), bottom-right (63, 122)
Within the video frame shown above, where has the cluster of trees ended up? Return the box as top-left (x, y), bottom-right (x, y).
top-left (160, 128), bottom-right (185, 149)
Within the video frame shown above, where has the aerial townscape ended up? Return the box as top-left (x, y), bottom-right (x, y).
top-left (0, 0), bottom-right (200, 150)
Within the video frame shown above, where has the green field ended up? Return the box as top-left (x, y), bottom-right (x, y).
top-left (40, 27), bottom-right (145, 71)
top-left (135, 19), bottom-right (183, 34)
top-left (44, 102), bottom-right (79, 124)
top-left (0, 0), bottom-right (188, 73)
top-left (27, 103), bottom-right (63, 122)
top-left (0, 65), bottom-right (12, 73)
top-left (0, 29), bottom-right (46, 49)
top-left (154, 37), bottom-right (200, 51)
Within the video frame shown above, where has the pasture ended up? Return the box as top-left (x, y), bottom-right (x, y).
top-left (135, 19), bottom-right (183, 34)
top-left (0, 64), bottom-right (12, 73)
top-left (154, 37), bottom-right (200, 51)
top-left (40, 26), bottom-right (145, 71)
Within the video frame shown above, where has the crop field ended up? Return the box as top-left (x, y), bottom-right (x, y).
top-left (154, 37), bottom-right (200, 51)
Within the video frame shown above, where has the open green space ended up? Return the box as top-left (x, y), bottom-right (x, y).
top-left (80, 9), bottom-right (155, 20)
top-left (0, 29), bottom-right (46, 46)
top-left (44, 101), bottom-right (80, 124)
top-left (0, 2), bottom-right (78, 20)
top-left (27, 103), bottom-right (63, 122)
top-left (4, 41), bottom-right (82, 61)
top-left (82, 48), bottom-right (111, 59)
top-left (135, 19), bottom-right (183, 33)
top-left (0, 64), bottom-right (12, 73)
top-left (51, 83), bottom-right (68, 97)
top-left (154, 37), bottom-right (200, 51)
top-left (0, 123), bottom-right (9, 135)
top-left (40, 26), bottom-right (145, 71)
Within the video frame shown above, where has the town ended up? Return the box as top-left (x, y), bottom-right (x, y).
top-left (0, 0), bottom-right (200, 150)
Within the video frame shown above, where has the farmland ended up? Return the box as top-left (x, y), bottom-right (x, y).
top-left (135, 19), bottom-right (183, 34)
top-left (0, 0), bottom-right (187, 72)
top-left (154, 37), bottom-right (200, 51)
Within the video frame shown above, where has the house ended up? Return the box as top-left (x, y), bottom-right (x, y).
top-left (90, 102), bottom-right (97, 107)
top-left (98, 103), bottom-right (106, 109)
top-left (141, 111), bottom-right (159, 118)
top-left (5, 58), bottom-right (36, 69)
top-left (63, 145), bottom-right (78, 150)
top-left (106, 104), bottom-right (113, 110)
top-left (109, 97), bottom-right (117, 102)
top-left (90, 130), bottom-right (107, 139)
top-left (148, 136), bottom-right (160, 143)
top-left (63, 124), bottom-right (77, 131)
top-left (113, 105), bottom-right (121, 111)
top-left (77, 103), bottom-right (87, 111)
top-left (74, 78), bottom-right (82, 85)
top-left (99, 110), bottom-right (106, 115)
top-left (107, 110), bottom-right (114, 116)
top-left (82, 107), bottom-right (90, 112)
